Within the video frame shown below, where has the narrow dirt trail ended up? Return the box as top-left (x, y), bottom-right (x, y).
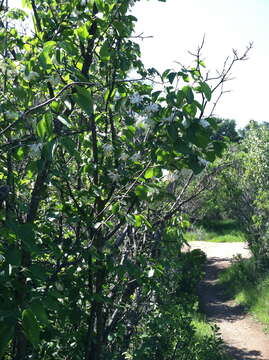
top-left (190, 241), bottom-right (269, 360)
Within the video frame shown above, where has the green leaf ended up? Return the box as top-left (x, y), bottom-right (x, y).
top-left (183, 103), bottom-right (197, 118)
top-left (167, 72), bottom-right (177, 84)
top-left (144, 168), bottom-right (154, 179)
top-left (213, 140), bottom-right (227, 156)
top-left (60, 137), bottom-right (81, 162)
top-left (114, 21), bottom-right (126, 36)
top-left (176, 90), bottom-right (185, 106)
top-left (16, 223), bottom-right (35, 252)
top-left (0, 324), bottom-right (14, 357)
top-left (100, 41), bottom-right (111, 60)
top-left (135, 185), bottom-right (148, 200)
top-left (182, 86), bottom-right (194, 104)
top-left (22, 309), bottom-right (40, 348)
top-left (200, 82), bottom-right (212, 101)
top-left (73, 87), bottom-right (93, 115)
top-left (29, 264), bottom-right (48, 281)
top-left (16, 146), bottom-right (25, 160)
top-left (162, 68), bottom-right (171, 80)
top-left (30, 300), bottom-right (48, 325)
top-left (75, 24), bottom-right (89, 41)
top-left (38, 52), bottom-right (49, 69)
top-left (37, 113), bottom-right (53, 140)
top-left (174, 141), bottom-right (192, 155)
top-left (59, 41), bottom-right (78, 56)
top-left (144, 167), bottom-right (162, 179)
top-left (43, 41), bottom-right (56, 51)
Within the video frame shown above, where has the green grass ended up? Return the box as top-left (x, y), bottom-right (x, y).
top-left (192, 312), bottom-right (216, 339)
top-left (219, 257), bottom-right (269, 331)
top-left (184, 219), bottom-right (246, 243)
top-left (192, 313), bottom-right (233, 360)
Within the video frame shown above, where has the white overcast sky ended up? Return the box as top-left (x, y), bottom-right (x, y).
top-left (133, 0), bottom-right (269, 128)
top-left (9, 0), bottom-right (269, 128)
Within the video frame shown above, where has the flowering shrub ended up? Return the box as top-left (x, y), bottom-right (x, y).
top-left (0, 0), bottom-right (248, 359)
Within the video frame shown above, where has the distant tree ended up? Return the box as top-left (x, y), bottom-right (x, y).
top-left (212, 117), bottom-right (240, 142)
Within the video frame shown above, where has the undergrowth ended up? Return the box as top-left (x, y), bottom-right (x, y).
top-left (219, 256), bottom-right (269, 331)
top-left (191, 312), bottom-right (232, 360)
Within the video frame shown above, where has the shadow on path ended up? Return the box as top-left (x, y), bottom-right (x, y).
top-left (199, 257), bottom-right (265, 359)
top-left (225, 345), bottom-right (263, 360)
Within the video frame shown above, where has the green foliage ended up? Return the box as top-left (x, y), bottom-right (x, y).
top-left (0, 0), bottom-right (229, 358)
top-left (212, 118), bottom-right (240, 142)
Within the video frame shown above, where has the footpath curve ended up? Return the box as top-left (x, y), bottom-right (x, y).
top-left (189, 241), bottom-right (269, 360)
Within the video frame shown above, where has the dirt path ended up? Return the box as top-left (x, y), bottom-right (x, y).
top-left (189, 241), bottom-right (269, 360)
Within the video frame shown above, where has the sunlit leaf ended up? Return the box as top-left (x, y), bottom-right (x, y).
top-left (22, 309), bottom-right (40, 348)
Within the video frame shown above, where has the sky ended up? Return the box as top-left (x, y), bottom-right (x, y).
top-left (8, 0), bottom-right (269, 128)
top-left (132, 0), bottom-right (269, 128)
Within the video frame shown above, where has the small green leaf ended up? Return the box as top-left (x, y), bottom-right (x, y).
top-left (37, 113), bottom-right (53, 139)
top-left (200, 82), bottom-right (212, 101)
top-left (135, 185), bottom-right (148, 200)
top-left (75, 24), bottom-right (88, 41)
top-left (162, 68), bottom-right (171, 80)
top-left (144, 167), bottom-right (162, 179)
top-left (100, 41), bottom-right (111, 60)
top-left (43, 41), bottom-right (56, 51)
top-left (167, 72), bottom-right (177, 84)
top-left (73, 87), bottom-right (93, 115)
top-left (22, 309), bottom-right (40, 348)
top-left (31, 300), bottom-right (48, 325)
top-left (144, 168), bottom-right (154, 179)
top-left (16, 147), bottom-right (25, 160)
top-left (134, 214), bottom-right (142, 227)
top-left (16, 223), bottom-right (35, 252)
top-left (183, 103), bottom-right (197, 118)
top-left (60, 137), bottom-right (81, 162)
top-left (182, 86), bottom-right (194, 104)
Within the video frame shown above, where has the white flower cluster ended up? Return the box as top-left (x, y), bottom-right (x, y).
top-left (108, 170), bottom-right (120, 182)
top-left (198, 156), bottom-right (209, 167)
top-left (30, 143), bottom-right (42, 156)
top-left (145, 103), bottom-right (159, 113)
top-left (120, 152), bottom-right (128, 161)
top-left (130, 152), bottom-right (140, 161)
top-left (135, 117), bottom-right (154, 129)
top-left (182, 119), bottom-right (190, 128)
top-left (200, 119), bottom-right (210, 128)
top-left (163, 114), bottom-right (174, 123)
top-left (162, 169), bottom-right (179, 182)
top-left (24, 71), bottom-right (39, 81)
top-left (103, 143), bottom-right (113, 154)
top-left (5, 111), bottom-right (19, 120)
top-left (130, 93), bottom-right (143, 105)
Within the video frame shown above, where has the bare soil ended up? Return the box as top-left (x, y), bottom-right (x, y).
top-left (189, 241), bottom-right (269, 360)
